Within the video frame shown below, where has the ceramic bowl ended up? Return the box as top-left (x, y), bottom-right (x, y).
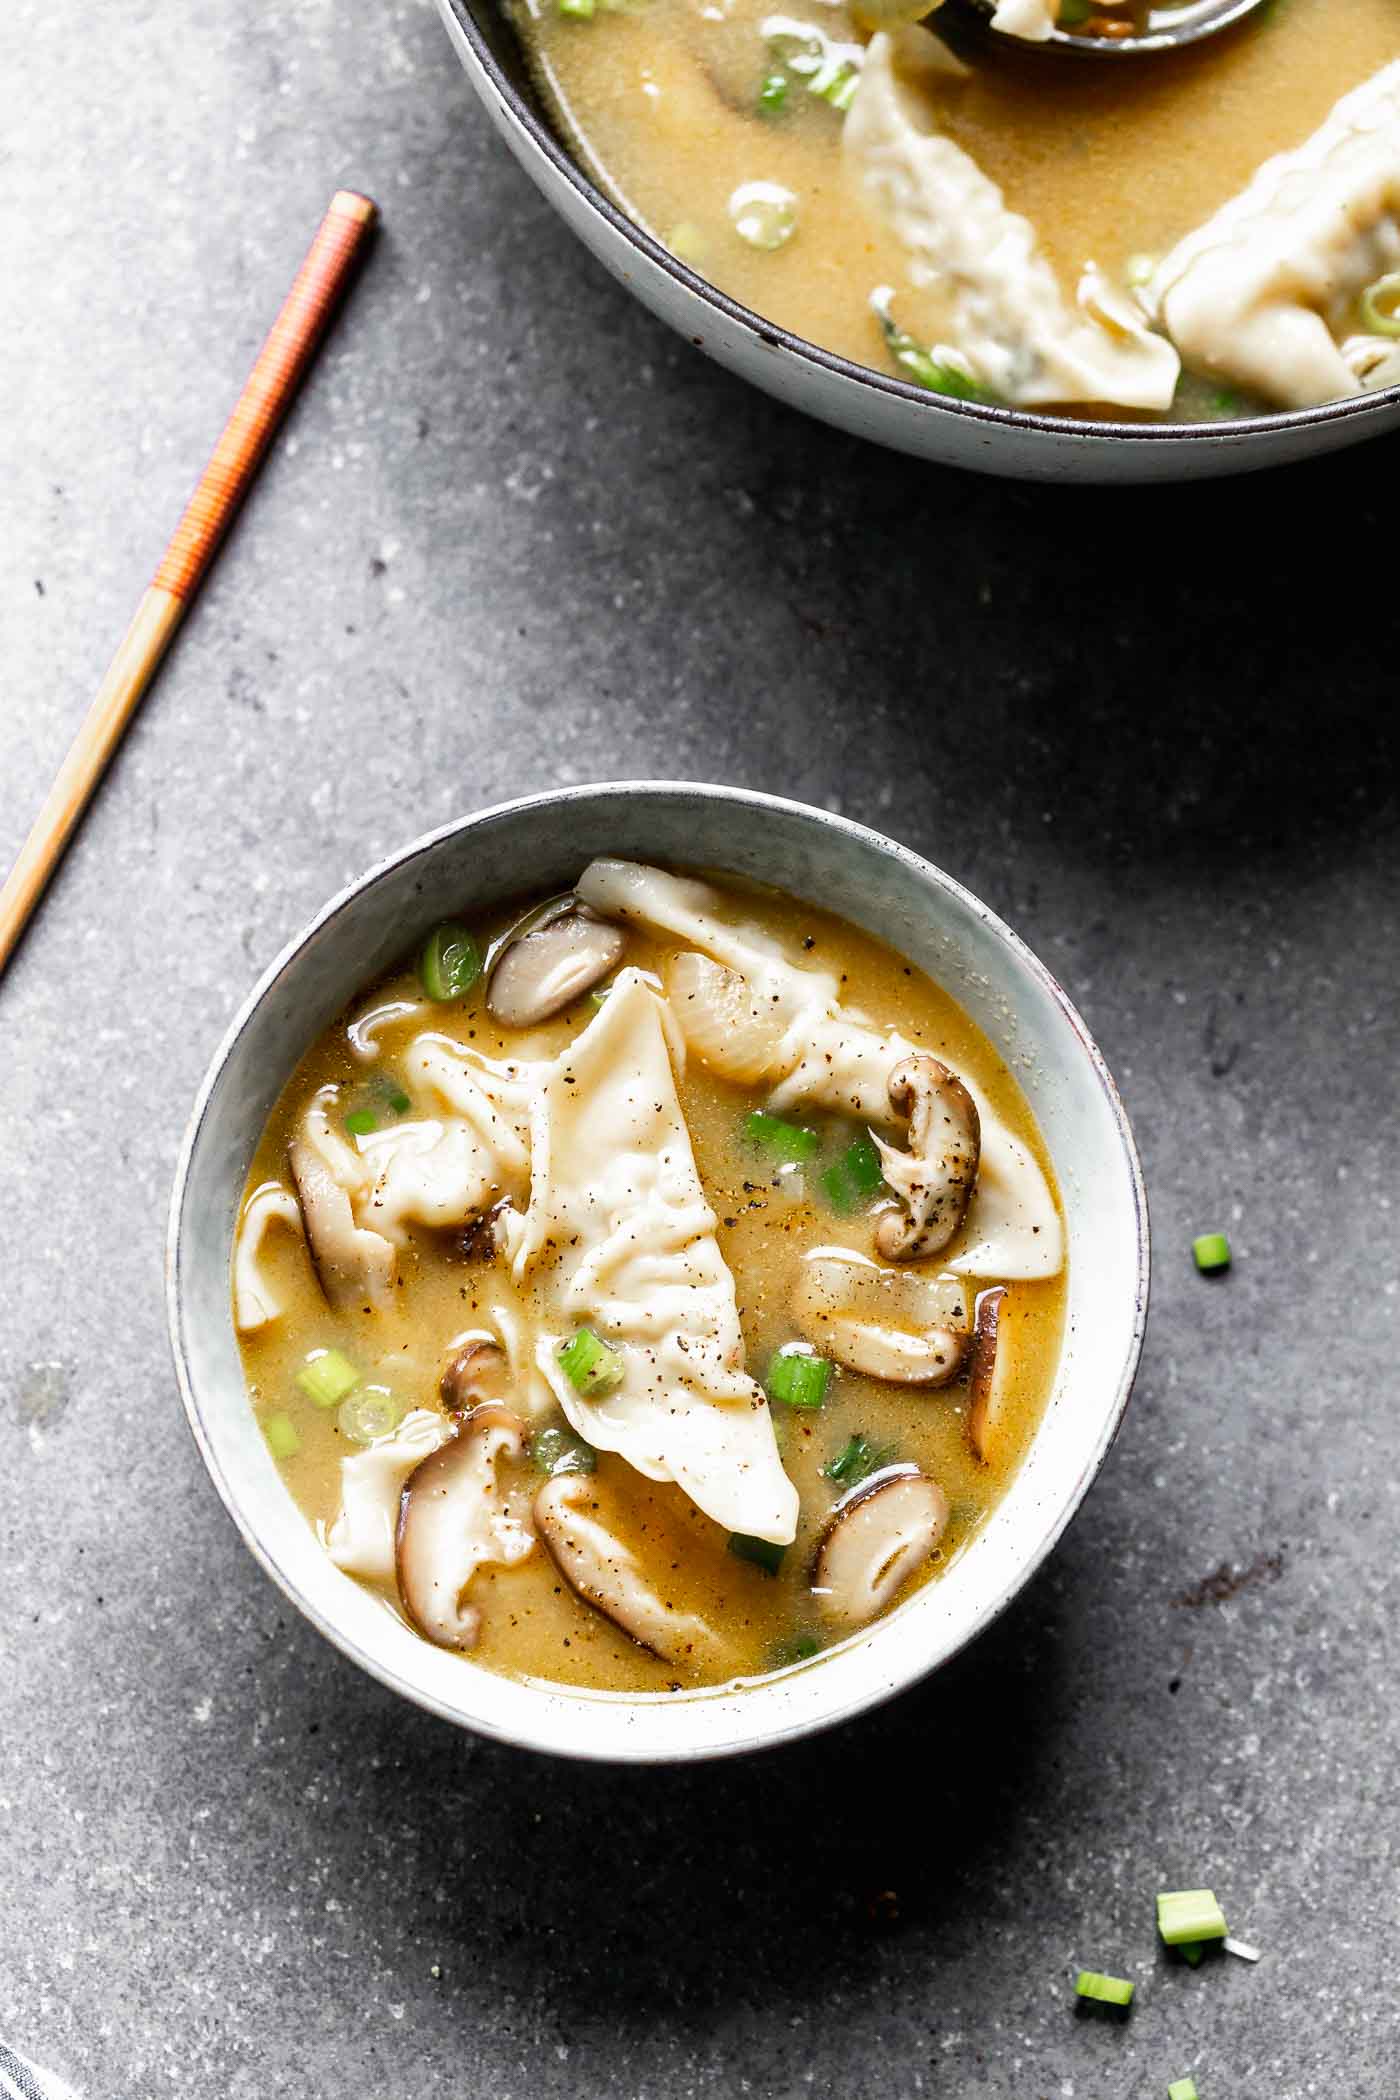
top-left (433, 0), bottom-right (1400, 484)
top-left (166, 782), bottom-right (1148, 1760)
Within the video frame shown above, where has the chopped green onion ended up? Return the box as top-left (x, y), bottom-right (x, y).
top-left (824, 1432), bottom-right (892, 1486)
top-left (345, 1107), bottom-right (378, 1137)
top-left (874, 295), bottom-right (1001, 404)
top-left (371, 1073), bottom-right (411, 1115)
top-left (1192, 1232), bottom-right (1231, 1272)
top-left (1360, 270), bottom-right (1400, 337)
top-left (1157, 1890), bottom-right (1228, 1946)
top-left (559, 0), bottom-right (596, 16)
top-left (1210, 389), bottom-right (1243, 416)
top-left (1178, 1941), bottom-right (1206, 1966)
top-left (1075, 1971), bottom-right (1134, 2008)
top-left (296, 1348), bottom-right (361, 1410)
top-left (337, 1386), bottom-right (403, 1444)
top-left (728, 1531), bottom-right (786, 1575)
top-left (558, 1327), bottom-right (625, 1396)
top-left (1223, 1936), bottom-right (1261, 1962)
top-left (1168, 2081), bottom-right (1199, 2100)
top-left (811, 61), bottom-right (858, 109)
top-left (758, 70), bottom-right (790, 112)
top-left (264, 1411), bottom-right (301, 1460)
top-left (770, 1630), bottom-right (821, 1666)
top-left (766, 1345), bottom-right (832, 1410)
top-left (727, 181), bottom-right (798, 252)
top-left (822, 1134), bottom-right (885, 1212)
top-left (588, 984), bottom-right (614, 1009)
top-left (419, 922), bottom-right (482, 1003)
top-left (1058, 0), bottom-right (1091, 20)
top-left (744, 1110), bottom-right (819, 1161)
top-left (530, 1423), bottom-right (598, 1476)
top-left (667, 221), bottom-right (707, 265)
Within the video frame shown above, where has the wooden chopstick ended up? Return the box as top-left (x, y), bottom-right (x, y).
top-left (0, 188), bottom-right (378, 982)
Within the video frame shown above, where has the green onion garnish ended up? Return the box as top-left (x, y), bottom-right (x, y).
top-left (296, 1348), bottom-right (361, 1410)
top-left (558, 0), bottom-right (596, 16)
top-left (1192, 1232), bottom-right (1231, 1272)
top-left (758, 70), bottom-right (789, 112)
top-left (811, 62), bottom-right (858, 109)
top-left (874, 298), bottom-right (1001, 404)
top-left (824, 1432), bottom-right (892, 1486)
top-left (264, 1411), bottom-right (301, 1460)
top-left (822, 1134), bottom-right (885, 1213)
top-left (744, 1110), bottom-right (820, 1161)
top-left (558, 1327), bottom-right (625, 1396)
top-left (337, 1386), bottom-right (403, 1444)
top-left (1360, 270), bottom-right (1400, 338)
top-left (371, 1073), bottom-right (411, 1115)
top-left (529, 1423), bottom-right (598, 1476)
top-left (766, 1346), bottom-right (832, 1410)
top-left (770, 1630), bottom-right (821, 1666)
top-left (1168, 2081), bottom-right (1199, 2100)
top-left (1075, 1971), bottom-right (1134, 2008)
top-left (728, 1532), bottom-right (786, 1575)
top-left (1178, 1941), bottom-right (1206, 1966)
top-left (1059, 0), bottom-right (1091, 20)
top-left (419, 922), bottom-right (482, 1003)
top-left (1157, 1890), bottom-right (1228, 1946)
top-left (345, 1107), bottom-right (378, 1137)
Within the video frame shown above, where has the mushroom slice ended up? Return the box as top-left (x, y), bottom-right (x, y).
top-left (486, 898), bottom-right (626, 1029)
top-left (966, 1286), bottom-right (1014, 1464)
top-left (874, 1054), bottom-right (981, 1262)
top-left (812, 1466), bottom-right (949, 1631)
top-left (395, 1403), bottom-right (535, 1651)
top-left (439, 1336), bottom-right (510, 1418)
top-left (793, 1248), bottom-right (968, 1386)
top-left (534, 1473), bottom-right (727, 1668)
top-left (288, 1136), bottom-right (396, 1311)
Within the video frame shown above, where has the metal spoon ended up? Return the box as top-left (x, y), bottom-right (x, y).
top-left (959, 0), bottom-right (1268, 56)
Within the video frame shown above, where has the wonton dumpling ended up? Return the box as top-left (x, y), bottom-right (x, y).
top-left (513, 969), bottom-right (799, 1546)
top-left (352, 1037), bottom-right (535, 1242)
top-left (842, 29), bottom-right (1179, 411)
top-left (1148, 61), bottom-right (1400, 409)
top-left (576, 859), bottom-right (1064, 1282)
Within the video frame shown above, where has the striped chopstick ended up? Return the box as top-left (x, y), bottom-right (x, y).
top-left (0, 188), bottom-right (378, 982)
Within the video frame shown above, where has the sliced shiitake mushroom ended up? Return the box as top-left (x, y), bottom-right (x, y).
top-left (439, 1336), bottom-right (510, 1417)
top-left (287, 1136), bottom-right (396, 1311)
top-left (395, 1402), bottom-right (535, 1651)
top-left (534, 1473), bottom-right (726, 1668)
top-left (792, 1248), bottom-right (969, 1386)
top-left (811, 1466), bottom-right (950, 1630)
top-left (486, 895), bottom-right (625, 1028)
top-left (874, 1054), bottom-right (981, 1262)
top-left (966, 1285), bottom-right (1012, 1464)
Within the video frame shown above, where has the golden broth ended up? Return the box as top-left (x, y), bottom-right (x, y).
top-left (235, 876), bottom-right (1066, 1696)
top-left (513, 0), bottom-right (1400, 412)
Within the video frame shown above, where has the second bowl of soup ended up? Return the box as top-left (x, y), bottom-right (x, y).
top-left (168, 784), bottom-right (1147, 1758)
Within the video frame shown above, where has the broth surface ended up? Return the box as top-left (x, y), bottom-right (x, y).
top-left (512, 0), bottom-right (1399, 416)
top-left (236, 874), bottom-right (1066, 1696)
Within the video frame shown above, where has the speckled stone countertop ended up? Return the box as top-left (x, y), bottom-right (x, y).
top-left (3, 2), bottom-right (1397, 2094)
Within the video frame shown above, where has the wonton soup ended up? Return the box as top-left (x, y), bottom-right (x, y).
top-left (234, 863), bottom-right (1066, 1695)
top-left (509, 0), bottom-right (1400, 422)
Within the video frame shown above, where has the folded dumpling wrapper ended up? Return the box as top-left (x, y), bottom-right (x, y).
top-left (511, 969), bottom-right (799, 1546)
top-left (350, 1035), bottom-right (534, 1242)
top-left (326, 1407), bottom-right (454, 1580)
top-left (842, 29), bottom-right (1179, 411)
top-left (576, 859), bottom-right (1064, 1281)
top-left (1148, 61), bottom-right (1400, 408)
top-left (232, 1181), bottom-right (305, 1332)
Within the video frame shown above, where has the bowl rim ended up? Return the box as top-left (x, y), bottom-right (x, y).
top-left (439, 0), bottom-right (1400, 449)
top-left (166, 780), bottom-right (1150, 1760)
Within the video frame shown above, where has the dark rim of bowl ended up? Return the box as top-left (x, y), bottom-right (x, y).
top-left (441, 0), bottom-right (1400, 447)
top-left (165, 781), bottom-right (1151, 1761)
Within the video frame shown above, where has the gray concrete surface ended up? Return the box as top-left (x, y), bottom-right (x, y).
top-left (3, 1), bottom-right (1398, 2094)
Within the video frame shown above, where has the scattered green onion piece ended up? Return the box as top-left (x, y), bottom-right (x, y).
top-left (558, 1326), bottom-right (625, 1396)
top-left (337, 1386), bottom-right (403, 1445)
top-left (820, 1161), bottom-right (857, 1213)
top-left (770, 1630), bottom-right (821, 1666)
top-left (758, 70), bottom-right (790, 112)
top-left (296, 1348), bottom-right (361, 1410)
top-left (530, 1423), bottom-right (598, 1476)
top-left (668, 221), bottom-right (707, 265)
top-left (1192, 1232), bottom-right (1231, 1272)
top-left (559, 0), bottom-right (596, 17)
top-left (843, 1134), bottom-right (884, 1198)
top-left (766, 1346), bottom-right (833, 1410)
top-left (1168, 2081), bottom-right (1199, 2100)
top-left (744, 1110), bottom-right (820, 1161)
top-left (371, 1073), bottom-right (411, 1115)
top-left (1210, 389), bottom-right (1243, 416)
top-left (1075, 1971), bottom-right (1134, 2008)
top-left (1178, 1941), bottom-right (1206, 1967)
top-left (1223, 1935), bottom-right (1261, 1962)
top-left (728, 1532), bottom-right (787, 1575)
top-left (811, 62), bottom-right (858, 109)
top-left (824, 1432), bottom-right (892, 1486)
top-left (345, 1107), bottom-right (378, 1137)
top-left (589, 983), bottom-right (614, 1009)
top-left (264, 1411), bottom-right (301, 1460)
top-left (1360, 270), bottom-right (1400, 338)
top-left (1059, 0), bottom-right (1091, 19)
top-left (419, 922), bottom-right (482, 1003)
top-left (1157, 1890), bottom-right (1228, 1946)
top-left (874, 298), bottom-right (1001, 404)
top-left (727, 181), bottom-right (798, 252)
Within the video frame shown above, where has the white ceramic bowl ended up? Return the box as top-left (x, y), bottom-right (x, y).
top-left (434, 0), bottom-right (1400, 484)
top-left (166, 783), bottom-right (1148, 1760)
